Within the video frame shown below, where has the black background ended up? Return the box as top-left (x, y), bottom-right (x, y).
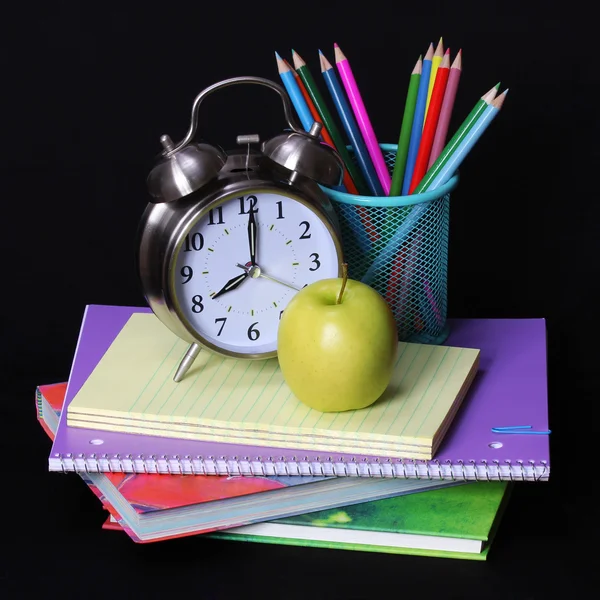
top-left (2, 1), bottom-right (598, 597)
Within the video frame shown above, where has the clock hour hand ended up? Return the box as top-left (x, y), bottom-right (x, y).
top-left (247, 209), bottom-right (257, 266)
top-left (211, 272), bottom-right (248, 300)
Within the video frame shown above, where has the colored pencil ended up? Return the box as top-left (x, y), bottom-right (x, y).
top-left (401, 43), bottom-right (434, 195)
top-left (285, 58), bottom-right (336, 147)
top-left (428, 49), bottom-right (462, 168)
top-left (286, 57), bottom-right (359, 195)
top-left (392, 49), bottom-right (448, 312)
top-left (362, 85), bottom-right (506, 286)
top-left (408, 49), bottom-right (451, 194)
top-left (389, 56), bottom-right (422, 196)
top-left (425, 37), bottom-right (444, 122)
top-left (425, 89), bottom-right (508, 190)
top-left (320, 50), bottom-right (383, 197)
top-left (292, 50), bottom-right (367, 196)
top-left (423, 278), bottom-right (443, 326)
top-left (414, 83), bottom-right (499, 193)
top-left (334, 43), bottom-right (392, 195)
top-left (275, 52), bottom-right (314, 132)
top-left (386, 56), bottom-right (423, 310)
top-left (277, 54), bottom-right (364, 201)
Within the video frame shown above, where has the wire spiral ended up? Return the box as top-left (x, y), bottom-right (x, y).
top-left (50, 454), bottom-right (549, 481)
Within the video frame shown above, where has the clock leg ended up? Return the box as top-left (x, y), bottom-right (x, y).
top-left (173, 343), bottom-right (201, 382)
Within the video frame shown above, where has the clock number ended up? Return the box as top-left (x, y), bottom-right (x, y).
top-left (279, 310), bottom-right (284, 320)
top-left (309, 253), bottom-right (321, 271)
top-left (214, 317), bottom-right (227, 336)
top-left (247, 322), bottom-right (260, 341)
top-left (184, 232), bottom-right (204, 252)
top-left (208, 206), bottom-right (225, 225)
top-left (276, 201), bottom-right (285, 219)
top-left (191, 295), bottom-right (204, 313)
top-left (239, 195), bottom-right (258, 215)
top-left (299, 221), bottom-right (311, 239)
top-left (180, 266), bottom-right (193, 284)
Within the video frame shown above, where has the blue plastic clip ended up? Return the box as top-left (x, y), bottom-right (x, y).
top-left (490, 425), bottom-right (551, 435)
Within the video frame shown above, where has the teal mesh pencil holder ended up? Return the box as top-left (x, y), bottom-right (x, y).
top-left (323, 143), bottom-right (459, 344)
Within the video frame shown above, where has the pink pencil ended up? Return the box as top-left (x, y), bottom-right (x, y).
top-left (334, 43), bottom-right (391, 195)
top-left (428, 49), bottom-right (463, 168)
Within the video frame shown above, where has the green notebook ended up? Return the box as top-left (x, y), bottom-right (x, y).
top-left (67, 312), bottom-right (480, 460)
top-left (210, 482), bottom-right (512, 560)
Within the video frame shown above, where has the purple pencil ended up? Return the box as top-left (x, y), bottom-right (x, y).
top-left (428, 49), bottom-right (463, 168)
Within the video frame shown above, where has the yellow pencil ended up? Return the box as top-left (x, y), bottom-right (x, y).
top-left (424, 37), bottom-right (444, 122)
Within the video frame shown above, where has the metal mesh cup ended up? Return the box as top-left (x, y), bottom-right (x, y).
top-left (323, 143), bottom-right (459, 344)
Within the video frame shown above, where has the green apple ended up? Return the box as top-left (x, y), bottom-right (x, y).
top-left (277, 265), bottom-right (398, 412)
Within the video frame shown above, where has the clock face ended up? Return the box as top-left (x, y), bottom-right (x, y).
top-left (172, 191), bottom-right (341, 356)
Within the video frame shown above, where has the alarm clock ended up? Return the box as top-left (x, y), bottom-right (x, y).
top-left (136, 76), bottom-right (345, 382)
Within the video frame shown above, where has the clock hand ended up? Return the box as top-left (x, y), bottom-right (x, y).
top-left (211, 272), bottom-right (248, 299)
top-left (236, 263), bottom-right (301, 292)
top-left (247, 208), bottom-right (257, 266)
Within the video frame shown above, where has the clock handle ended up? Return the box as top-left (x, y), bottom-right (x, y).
top-left (167, 76), bottom-right (305, 156)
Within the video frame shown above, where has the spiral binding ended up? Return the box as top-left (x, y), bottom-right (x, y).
top-left (49, 453), bottom-right (549, 481)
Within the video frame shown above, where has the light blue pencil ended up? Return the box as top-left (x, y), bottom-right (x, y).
top-left (427, 91), bottom-right (507, 189)
top-left (319, 50), bottom-right (383, 197)
top-left (275, 52), bottom-right (314, 132)
top-left (401, 43), bottom-right (434, 195)
top-left (361, 90), bottom-right (507, 285)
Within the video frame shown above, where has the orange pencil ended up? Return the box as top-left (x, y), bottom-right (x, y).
top-left (286, 58), bottom-right (359, 194)
top-left (408, 49), bottom-right (451, 194)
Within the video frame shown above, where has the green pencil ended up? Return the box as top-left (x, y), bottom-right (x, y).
top-left (414, 83), bottom-right (500, 194)
top-left (390, 56), bottom-right (422, 196)
top-left (293, 49), bottom-right (370, 196)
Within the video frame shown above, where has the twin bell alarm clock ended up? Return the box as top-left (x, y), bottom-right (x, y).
top-left (136, 76), bottom-right (345, 382)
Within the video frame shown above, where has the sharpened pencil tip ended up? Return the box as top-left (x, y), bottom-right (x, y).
top-left (412, 55), bottom-right (423, 74)
top-left (444, 48), bottom-right (450, 55)
top-left (450, 49), bottom-right (462, 70)
top-left (492, 89), bottom-right (508, 108)
top-left (292, 50), bottom-right (305, 69)
top-left (334, 44), bottom-right (346, 63)
top-left (495, 82), bottom-right (501, 89)
top-left (319, 50), bottom-right (333, 72)
top-left (334, 42), bottom-right (339, 48)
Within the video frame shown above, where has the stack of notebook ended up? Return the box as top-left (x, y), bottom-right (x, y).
top-left (40, 304), bottom-right (551, 559)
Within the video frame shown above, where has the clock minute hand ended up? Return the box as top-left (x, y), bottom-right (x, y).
top-left (247, 209), bottom-right (257, 266)
top-left (211, 272), bottom-right (248, 300)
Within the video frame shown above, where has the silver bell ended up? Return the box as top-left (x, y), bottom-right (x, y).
top-left (146, 135), bottom-right (226, 203)
top-left (261, 122), bottom-right (344, 187)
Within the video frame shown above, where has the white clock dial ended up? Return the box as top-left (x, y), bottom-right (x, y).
top-left (172, 191), bottom-right (340, 355)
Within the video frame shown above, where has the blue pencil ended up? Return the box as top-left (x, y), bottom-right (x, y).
top-left (275, 52), bottom-right (314, 132)
top-left (319, 50), bottom-right (384, 197)
top-left (401, 43), bottom-right (434, 195)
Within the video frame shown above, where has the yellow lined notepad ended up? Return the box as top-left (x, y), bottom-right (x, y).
top-left (67, 313), bottom-right (480, 460)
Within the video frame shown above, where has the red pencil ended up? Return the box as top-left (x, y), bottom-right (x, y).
top-left (408, 49), bottom-right (451, 194)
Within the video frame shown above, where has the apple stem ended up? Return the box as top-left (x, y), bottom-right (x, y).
top-left (336, 263), bottom-right (348, 305)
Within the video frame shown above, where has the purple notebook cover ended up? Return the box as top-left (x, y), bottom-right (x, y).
top-left (50, 305), bottom-right (550, 467)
